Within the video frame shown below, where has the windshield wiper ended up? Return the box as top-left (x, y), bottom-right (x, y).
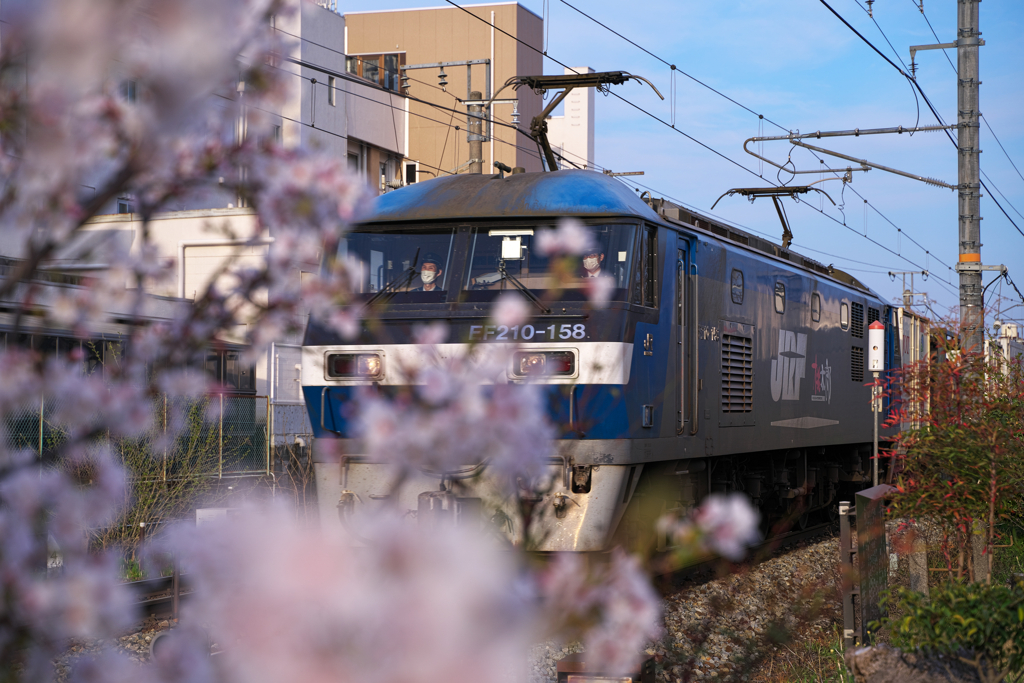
top-left (365, 248), bottom-right (420, 309)
top-left (497, 261), bottom-right (550, 314)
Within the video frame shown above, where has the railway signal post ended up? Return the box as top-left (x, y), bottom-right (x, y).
top-left (868, 321), bottom-right (885, 486)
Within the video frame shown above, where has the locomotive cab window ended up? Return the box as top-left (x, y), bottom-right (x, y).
top-left (463, 222), bottom-right (637, 304)
top-left (631, 225), bottom-right (657, 308)
top-left (774, 282), bottom-right (785, 314)
top-left (336, 228), bottom-right (456, 304)
top-left (730, 269), bottom-right (744, 305)
top-left (811, 292), bottom-right (821, 322)
top-left (840, 302), bottom-right (850, 330)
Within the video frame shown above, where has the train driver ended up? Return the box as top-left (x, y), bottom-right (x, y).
top-left (581, 249), bottom-right (605, 278)
top-left (413, 253), bottom-right (444, 292)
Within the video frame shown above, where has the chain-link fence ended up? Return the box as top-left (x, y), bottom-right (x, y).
top-left (3, 393), bottom-right (272, 478)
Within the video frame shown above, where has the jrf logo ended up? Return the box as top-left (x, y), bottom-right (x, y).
top-left (770, 330), bottom-right (807, 401)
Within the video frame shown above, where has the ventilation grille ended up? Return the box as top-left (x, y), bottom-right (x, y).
top-left (851, 346), bottom-right (864, 382)
top-left (868, 307), bottom-right (880, 326)
top-left (722, 334), bottom-right (754, 413)
top-left (851, 302), bottom-right (864, 338)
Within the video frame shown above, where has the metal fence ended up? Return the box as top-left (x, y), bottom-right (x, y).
top-left (4, 393), bottom-right (273, 478)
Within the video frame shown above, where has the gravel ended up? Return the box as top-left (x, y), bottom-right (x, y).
top-left (53, 538), bottom-right (842, 682)
top-left (528, 535), bottom-right (842, 683)
top-left (53, 617), bottom-right (174, 681)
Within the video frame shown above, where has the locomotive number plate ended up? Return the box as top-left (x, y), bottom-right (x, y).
top-left (468, 323), bottom-right (588, 342)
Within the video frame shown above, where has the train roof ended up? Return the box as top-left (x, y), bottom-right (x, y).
top-left (360, 169), bottom-right (661, 223)
top-left (360, 170), bottom-right (873, 295)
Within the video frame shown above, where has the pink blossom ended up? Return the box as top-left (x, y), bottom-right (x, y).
top-left (358, 354), bottom-right (553, 488)
top-left (536, 218), bottom-right (597, 256)
top-left (156, 369), bottom-right (210, 397)
top-left (583, 274), bottom-right (616, 308)
top-left (413, 321), bottom-right (450, 345)
top-left (538, 550), bottom-right (662, 675)
top-left (694, 493), bottom-right (761, 560)
top-left (658, 494), bottom-right (761, 561)
top-left (162, 506), bottom-right (532, 683)
top-left (492, 292), bottom-right (532, 328)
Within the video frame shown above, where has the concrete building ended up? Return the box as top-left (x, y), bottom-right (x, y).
top-left (103, 2), bottom-right (409, 216)
top-left (344, 2), bottom-right (544, 177)
top-left (545, 66), bottom-right (596, 170)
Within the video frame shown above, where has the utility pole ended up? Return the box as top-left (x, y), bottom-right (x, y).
top-left (888, 270), bottom-right (929, 311)
top-left (958, 0), bottom-right (983, 352)
top-left (468, 91), bottom-right (484, 174)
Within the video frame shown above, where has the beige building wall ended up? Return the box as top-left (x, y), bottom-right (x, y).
top-left (345, 3), bottom-right (544, 178)
top-left (546, 66), bottom-right (595, 170)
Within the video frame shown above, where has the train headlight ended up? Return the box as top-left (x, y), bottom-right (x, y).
top-left (327, 353), bottom-right (383, 379)
top-left (512, 351), bottom-right (575, 378)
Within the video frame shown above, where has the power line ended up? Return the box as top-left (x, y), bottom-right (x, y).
top-left (914, 0), bottom-right (957, 73)
top-left (982, 115), bottom-right (1024, 190)
top-left (910, 6), bottom-right (1024, 215)
top-left (820, 0), bottom-right (1024, 243)
top-left (272, 25), bottom-right (463, 103)
top-left (538, 0), bottom-right (957, 287)
top-left (556, 0), bottom-right (789, 133)
top-left (563, 4), bottom-right (955, 285)
top-left (441, 0), bottom-right (959, 292)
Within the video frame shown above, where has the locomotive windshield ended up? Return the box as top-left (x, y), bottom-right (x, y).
top-left (463, 223), bottom-right (637, 303)
top-left (334, 222), bottom-right (638, 305)
top-left (337, 228), bottom-right (457, 303)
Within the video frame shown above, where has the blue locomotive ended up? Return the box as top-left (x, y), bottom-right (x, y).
top-left (302, 170), bottom-right (899, 551)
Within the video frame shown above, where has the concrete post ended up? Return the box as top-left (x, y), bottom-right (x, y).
top-left (972, 520), bottom-right (990, 584)
top-left (909, 537), bottom-right (929, 596)
top-left (958, 0), bottom-right (983, 352)
top-left (468, 90), bottom-right (483, 174)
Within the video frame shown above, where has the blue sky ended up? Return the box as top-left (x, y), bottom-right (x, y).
top-left (340, 0), bottom-right (1024, 325)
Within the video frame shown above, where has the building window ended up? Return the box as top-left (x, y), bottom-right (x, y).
top-left (730, 269), bottom-right (744, 305)
top-left (205, 348), bottom-right (256, 393)
top-left (119, 79), bottom-right (137, 103)
top-left (327, 75), bottom-right (336, 106)
top-left (273, 125), bottom-right (282, 142)
top-left (811, 292), bottom-right (821, 322)
top-left (383, 54), bottom-right (399, 90)
top-left (363, 58), bottom-right (380, 86)
top-left (774, 282), bottom-right (785, 314)
top-left (348, 153), bottom-right (360, 172)
top-left (117, 198), bottom-right (133, 214)
top-left (347, 53), bottom-right (405, 91)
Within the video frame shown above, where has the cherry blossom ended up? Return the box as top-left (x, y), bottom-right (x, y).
top-left (357, 350), bottom-right (554, 488)
top-left (491, 292), bottom-right (532, 328)
top-left (536, 218), bottom-right (597, 257)
top-left (537, 549), bottom-right (663, 675)
top-left (161, 506), bottom-right (532, 683)
top-left (657, 493), bottom-right (761, 561)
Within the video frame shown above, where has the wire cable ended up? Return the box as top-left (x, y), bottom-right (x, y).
top-left (982, 114), bottom-right (1024, 189)
top-left (557, 0), bottom-right (789, 133)
top-left (820, 0), bottom-right (1024, 242)
top-left (527, 0), bottom-right (955, 285)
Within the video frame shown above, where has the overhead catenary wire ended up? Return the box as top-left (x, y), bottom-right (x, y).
top-left (536, 0), bottom-right (958, 290)
top-left (819, 0), bottom-right (1024, 242)
top-left (556, 0), bottom-right (789, 133)
top-left (441, 0), bottom-right (959, 293)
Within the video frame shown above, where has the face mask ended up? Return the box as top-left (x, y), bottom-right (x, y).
top-left (421, 269), bottom-right (437, 284)
top-left (583, 257), bottom-right (599, 271)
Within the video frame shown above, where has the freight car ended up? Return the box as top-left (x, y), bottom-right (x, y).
top-left (301, 169), bottom-right (900, 551)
